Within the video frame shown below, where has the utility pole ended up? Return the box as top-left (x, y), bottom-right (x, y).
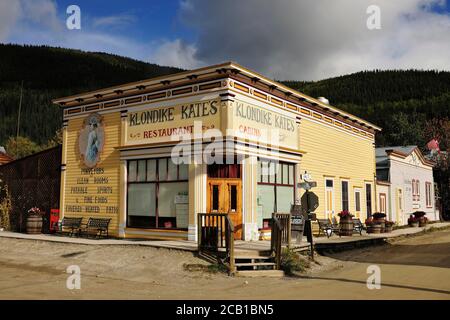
top-left (16, 80), bottom-right (23, 158)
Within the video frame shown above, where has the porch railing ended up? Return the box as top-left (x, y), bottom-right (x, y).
top-left (197, 213), bottom-right (235, 274)
top-left (273, 212), bottom-right (292, 246)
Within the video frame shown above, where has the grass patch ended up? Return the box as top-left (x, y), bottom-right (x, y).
top-left (183, 263), bottom-right (228, 274)
top-left (280, 247), bottom-right (311, 275)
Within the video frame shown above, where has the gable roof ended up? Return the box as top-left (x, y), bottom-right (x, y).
top-left (376, 145), bottom-right (435, 167)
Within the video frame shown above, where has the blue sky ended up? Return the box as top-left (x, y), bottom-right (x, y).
top-left (0, 0), bottom-right (449, 80)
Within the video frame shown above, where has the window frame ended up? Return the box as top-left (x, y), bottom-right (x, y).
top-left (341, 179), bottom-right (349, 212)
top-left (425, 182), bottom-right (432, 208)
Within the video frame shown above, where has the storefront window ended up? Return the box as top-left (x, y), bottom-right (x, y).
top-left (257, 159), bottom-right (295, 229)
top-left (127, 158), bottom-right (189, 229)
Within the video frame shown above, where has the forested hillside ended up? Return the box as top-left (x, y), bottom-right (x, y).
top-left (0, 44), bottom-right (182, 148)
top-left (282, 70), bottom-right (450, 148)
top-left (1, 44), bottom-right (449, 158)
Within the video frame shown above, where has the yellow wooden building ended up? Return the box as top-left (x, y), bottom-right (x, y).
top-left (53, 62), bottom-right (381, 241)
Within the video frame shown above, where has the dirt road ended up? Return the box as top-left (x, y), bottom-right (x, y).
top-left (0, 228), bottom-right (449, 299)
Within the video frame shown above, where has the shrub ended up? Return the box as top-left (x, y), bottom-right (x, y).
top-left (372, 212), bottom-right (386, 219)
top-left (280, 247), bottom-right (310, 275)
top-left (0, 183), bottom-right (12, 231)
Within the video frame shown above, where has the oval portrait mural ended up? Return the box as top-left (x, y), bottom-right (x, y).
top-left (78, 113), bottom-right (105, 168)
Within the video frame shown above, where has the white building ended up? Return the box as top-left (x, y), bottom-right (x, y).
top-left (376, 146), bottom-right (438, 225)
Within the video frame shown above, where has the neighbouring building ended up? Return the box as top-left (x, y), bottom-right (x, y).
top-left (376, 146), bottom-right (438, 225)
top-left (0, 147), bottom-right (13, 165)
top-left (53, 62), bottom-right (381, 241)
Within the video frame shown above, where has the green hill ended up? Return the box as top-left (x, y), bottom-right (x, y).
top-left (0, 44), bottom-right (183, 147)
top-left (282, 70), bottom-right (450, 149)
top-left (1, 44), bottom-right (449, 155)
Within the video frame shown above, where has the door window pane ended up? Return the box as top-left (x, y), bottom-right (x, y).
top-left (355, 191), bottom-right (361, 212)
top-left (230, 185), bottom-right (237, 212)
top-left (288, 165), bottom-right (294, 185)
top-left (146, 159), bottom-right (156, 181)
top-left (212, 185), bottom-right (220, 211)
top-left (342, 181), bottom-right (349, 211)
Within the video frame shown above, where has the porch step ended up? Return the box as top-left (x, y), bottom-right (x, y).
top-left (236, 270), bottom-right (285, 278)
top-left (234, 255), bottom-right (272, 260)
top-left (235, 262), bottom-right (276, 267)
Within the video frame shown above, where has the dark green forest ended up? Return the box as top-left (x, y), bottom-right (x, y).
top-left (0, 44), bottom-right (182, 148)
top-left (1, 44), bottom-right (449, 157)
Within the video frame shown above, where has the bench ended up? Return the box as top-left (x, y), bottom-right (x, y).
top-left (352, 218), bottom-right (366, 235)
top-left (317, 219), bottom-right (341, 238)
top-left (80, 218), bottom-right (111, 238)
top-left (59, 217), bottom-right (83, 236)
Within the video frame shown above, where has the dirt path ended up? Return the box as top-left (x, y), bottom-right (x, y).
top-left (0, 229), bottom-right (449, 299)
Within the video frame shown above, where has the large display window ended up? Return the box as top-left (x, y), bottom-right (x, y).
top-left (127, 158), bottom-right (189, 229)
top-left (257, 159), bottom-right (295, 229)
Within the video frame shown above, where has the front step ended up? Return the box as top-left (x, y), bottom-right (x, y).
top-left (235, 262), bottom-right (276, 267)
top-left (236, 270), bottom-right (285, 278)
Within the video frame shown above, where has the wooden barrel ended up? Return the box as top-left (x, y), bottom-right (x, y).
top-left (26, 215), bottom-right (43, 234)
top-left (374, 218), bottom-right (385, 232)
top-left (339, 218), bottom-right (353, 236)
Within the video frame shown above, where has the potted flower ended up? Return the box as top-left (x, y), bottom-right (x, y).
top-left (412, 211), bottom-right (428, 227)
top-left (408, 215), bottom-right (419, 227)
top-left (338, 210), bottom-right (354, 236)
top-left (384, 221), bottom-right (395, 233)
top-left (365, 217), bottom-right (382, 234)
top-left (419, 216), bottom-right (428, 227)
top-left (26, 207), bottom-right (44, 234)
top-left (372, 212), bottom-right (386, 232)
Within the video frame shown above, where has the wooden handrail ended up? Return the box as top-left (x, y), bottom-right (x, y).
top-left (271, 214), bottom-right (288, 270)
top-left (197, 212), bottom-right (235, 275)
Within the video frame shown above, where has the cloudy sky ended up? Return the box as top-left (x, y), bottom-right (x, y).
top-left (0, 0), bottom-right (449, 80)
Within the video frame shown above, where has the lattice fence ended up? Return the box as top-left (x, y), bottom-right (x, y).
top-left (0, 145), bottom-right (61, 232)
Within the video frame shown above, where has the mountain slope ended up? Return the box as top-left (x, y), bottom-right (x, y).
top-left (0, 44), bottom-right (183, 146)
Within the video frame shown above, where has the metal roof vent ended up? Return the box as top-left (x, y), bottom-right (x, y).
top-left (317, 97), bottom-right (329, 105)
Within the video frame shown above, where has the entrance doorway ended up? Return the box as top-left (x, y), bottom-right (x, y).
top-left (206, 163), bottom-right (242, 239)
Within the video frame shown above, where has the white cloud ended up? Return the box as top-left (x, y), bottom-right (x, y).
top-left (0, 0), bottom-right (21, 41)
top-left (177, 0), bottom-right (450, 80)
top-left (92, 14), bottom-right (136, 29)
top-left (149, 39), bottom-right (200, 69)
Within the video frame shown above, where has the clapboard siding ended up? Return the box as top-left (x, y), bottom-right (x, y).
top-left (299, 117), bottom-right (376, 220)
top-left (63, 113), bottom-right (121, 236)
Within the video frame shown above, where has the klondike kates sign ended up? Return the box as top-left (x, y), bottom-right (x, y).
top-left (126, 99), bottom-right (221, 145)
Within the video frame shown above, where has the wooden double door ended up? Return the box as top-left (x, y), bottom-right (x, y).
top-left (207, 178), bottom-right (242, 239)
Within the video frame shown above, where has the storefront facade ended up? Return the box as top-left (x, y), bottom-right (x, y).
top-left (54, 62), bottom-right (380, 241)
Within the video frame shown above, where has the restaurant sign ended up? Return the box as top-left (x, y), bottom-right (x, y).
top-left (126, 99), bottom-right (221, 145)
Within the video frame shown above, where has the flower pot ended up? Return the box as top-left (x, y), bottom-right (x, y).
top-left (367, 224), bottom-right (381, 234)
top-left (384, 225), bottom-right (393, 233)
top-left (373, 218), bottom-right (385, 232)
top-left (419, 221), bottom-right (427, 227)
top-left (26, 215), bottom-right (43, 234)
top-left (339, 217), bottom-right (354, 236)
top-left (409, 222), bottom-right (419, 227)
